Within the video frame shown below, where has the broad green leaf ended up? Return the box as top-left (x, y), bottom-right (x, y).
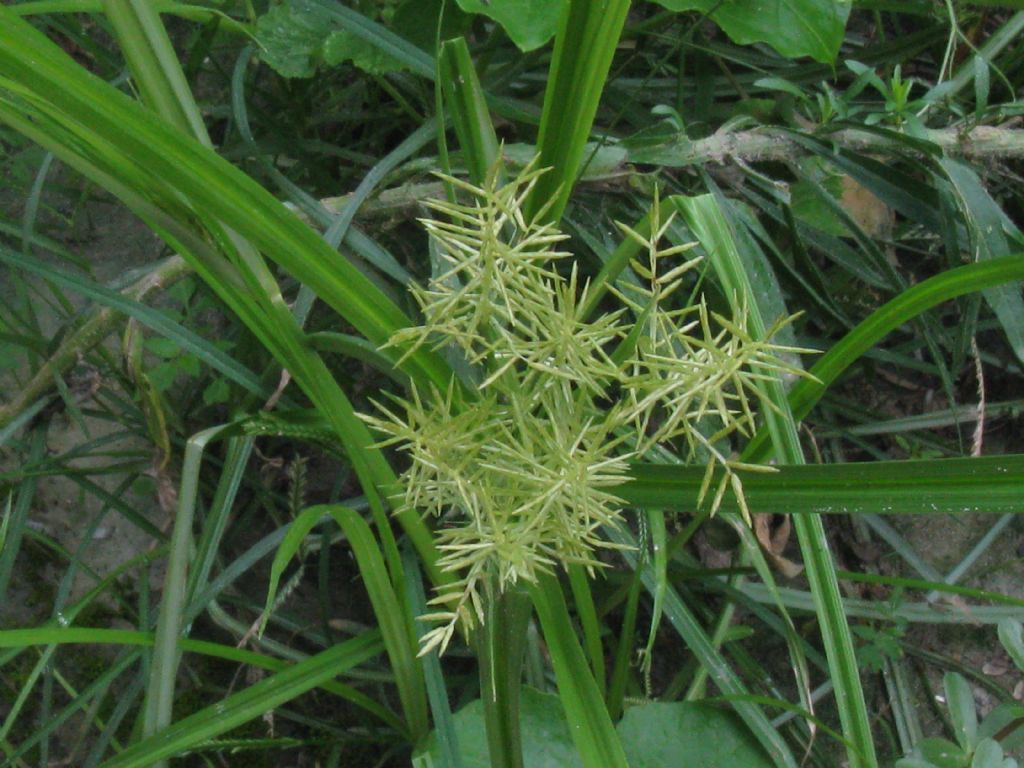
top-left (253, 1), bottom-right (326, 78)
top-left (914, 737), bottom-right (970, 768)
top-left (255, 0), bottom-right (404, 78)
top-left (978, 702), bottom-right (1024, 753)
top-left (617, 701), bottom-right (774, 768)
top-left (998, 619), bottom-right (1024, 672)
top-left (322, 29), bottom-right (406, 73)
top-left (454, 0), bottom-right (563, 51)
top-left (608, 529), bottom-right (799, 768)
top-left (790, 176), bottom-right (850, 236)
top-left (648, 0), bottom-right (851, 63)
top-left (945, 672), bottom-right (978, 753)
top-left (971, 739), bottom-right (1005, 768)
top-left (425, 692), bottom-right (777, 768)
top-left (423, 687), bottom-right (583, 768)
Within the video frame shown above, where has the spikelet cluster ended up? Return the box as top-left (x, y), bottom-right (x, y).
top-left (361, 160), bottom-right (810, 654)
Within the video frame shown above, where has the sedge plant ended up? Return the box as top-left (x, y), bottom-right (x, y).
top-left (2, 3), bottom-right (1024, 767)
top-left (362, 159), bottom-right (812, 670)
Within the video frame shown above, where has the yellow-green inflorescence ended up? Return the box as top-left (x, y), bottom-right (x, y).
top-left (361, 160), bottom-right (811, 655)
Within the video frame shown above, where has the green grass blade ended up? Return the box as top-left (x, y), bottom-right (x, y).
top-left (0, 628), bottom-right (399, 730)
top-left (97, 632), bottom-right (385, 768)
top-left (528, 574), bottom-right (629, 768)
top-left (5, 651), bottom-right (137, 764)
top-left (185, 437), bottom-right (254, 608)
top-left (525, 0), bottom-right (631, 224)
top-left (0, 7), bottom-right (449, 587)
top-left (403, 545), bottom-right (463, 768)
top-left (606, 526), bottom-right (800, 768)
top-left (0, 430), bottom-right (43, 603)
top-left (0, 8), bottom-right (450, 390)
top-left (673, 194), bottom-right (876, 768)
top-left (637, 509), bottom-right (667, 693)
top-left (0, 246), bottom-right (267, 397)
top-left (439, 36), bottom-right (499, 186)
top-left (740, 584), bottom-right (1023, 625)
top-left (623, 455), bottom-right (1024, 514)
top-left (101, 0), bottom-right (209, 141)
top-left (581, 205), bottom-right (656, 320)
top-left (743, 255), bottom-right (1024, 463)
top-left (327, 505), bottom-right (428, 741)
top-left (142, 424), bottom-right (233, 739)
top-left (10, 0), bottom-right (250, 33)
top-left (939, 159), bottom-right (1024, 366)
top-left (475, 586), bottom-right (532, 768)
top-left (567, 564), bottom-right (606, 696)
top-left (606, 556), bottom-right (642, 721)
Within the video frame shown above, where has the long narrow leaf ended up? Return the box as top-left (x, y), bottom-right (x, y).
top-left (525, 0), bottom-right (631, 224)
top-left (674, 194), bottom-right (876, 768)
top-left (744, 255), bottom-right (1024, 463)
top-left (98, 632), bottom-right (384, 768)
top-left (528, 575), bottom-right (629, 768)
top-left (623, 454), bottom-right (1024, 514)
top-left (439, 36), bottom-right (499, 187)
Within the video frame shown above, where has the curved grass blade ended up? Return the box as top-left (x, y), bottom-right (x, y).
top-left (0, 8), bottom-right (450, 390)
top-left (97, 631), bottom-right (384, 768)
top-left (259, 504), bottom-right (428, 739)
top-left (327, 505), bottom-right (428, 740)
top-left (0, 6), bottom-right (449, 589)
top-left (743, 255), bottom-right (1024, 463)
top-left (0, 628), bottom-right (399, 731)
top-left (142, 424), bottom-right (233, 740)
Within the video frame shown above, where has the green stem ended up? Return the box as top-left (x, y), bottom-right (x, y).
top-left (476, 585), bottom-right (532, 768)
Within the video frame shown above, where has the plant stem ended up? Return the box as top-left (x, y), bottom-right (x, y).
top-left (476, 584), bottom-right (532, 768)
top-left (631, 125), bottom-right (1024, 166)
